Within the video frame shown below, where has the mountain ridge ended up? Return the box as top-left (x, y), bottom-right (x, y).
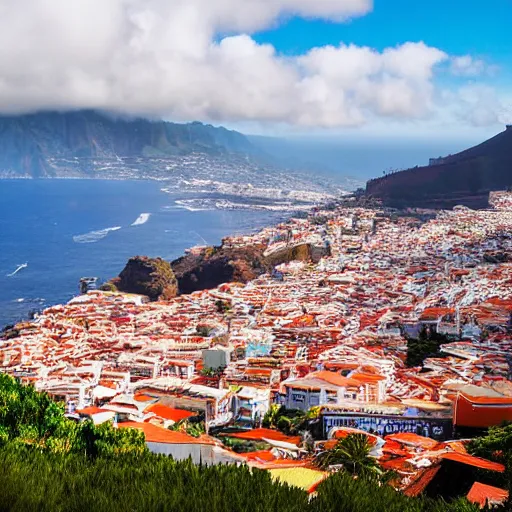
top-left (0, 110), bottom-right (259, 177)
top-left (366, 126), bottom-right (512, 209)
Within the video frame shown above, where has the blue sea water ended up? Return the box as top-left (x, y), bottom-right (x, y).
top-left (0, 180), bottom-right (285, 329)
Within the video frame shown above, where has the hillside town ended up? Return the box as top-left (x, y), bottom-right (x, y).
top-left (2, 191), bottom-right (512, 505)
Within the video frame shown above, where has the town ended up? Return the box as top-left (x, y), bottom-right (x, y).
top-left (2, 191), bottom-right (512, 506)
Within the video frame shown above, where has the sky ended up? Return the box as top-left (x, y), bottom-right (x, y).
top-left (0, 0), bottom-right (510, 140)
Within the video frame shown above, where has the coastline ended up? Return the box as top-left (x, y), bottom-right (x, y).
top-left (0, 178), bottom-right (324, 330)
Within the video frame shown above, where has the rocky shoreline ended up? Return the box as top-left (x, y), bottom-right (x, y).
top-left (104, 210), bottom-right (333, 300)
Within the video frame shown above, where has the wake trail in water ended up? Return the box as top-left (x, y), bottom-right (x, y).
top-left (73, 226), bottom-right (122, 244)
top-left (6, 263), bottom-right (28, 277)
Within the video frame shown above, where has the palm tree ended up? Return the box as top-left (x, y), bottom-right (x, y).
top-left (263, 404), bottom-right (284, 429)
top-left (315, 433), bottom-right (382, 478)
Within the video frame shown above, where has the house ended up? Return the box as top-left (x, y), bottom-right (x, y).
top-left (232, 386), bottom-right (270, 425)
top-left (118, 422), bottom-right (242, 464)
top-left (76, 406), bottom-right (116, 425)
top-left (133, 378), bottom-right (233, 428)
top-left (282, 371), bottom-right (363, 411)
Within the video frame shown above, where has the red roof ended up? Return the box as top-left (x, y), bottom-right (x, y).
top-left (332, 427), bottom-right (379, 446)
top-left (238, 450), bottom-right (276, 462)
top-left (145, 404), bottom-right (195, 422)
top-left (350, 372), bottom-right (386, 383)
top-left (420, 307), bottom-right (454, 320)
top-left (118, 422), bottom-right (214, 445)
top-left (226, 428), bottom-right (301, 446)
top-left (454, 393), bottom-right (512, 428)
top-left (440, 452), bottom-right (505, 472)
top-left (133, 394), bottom-right (155, 402)
top-left (385, 433), bottom-right (440, 451)
top-left (467, 482), bottom-right (509, 508)
top-left (381, 439), bottom-right (411, 457)
top-left (308, 371), bottom-right (360, 388)
top-left (403, 466), bottom-right (441, 497)
top-left (76, 406), bottom-right (111, 416)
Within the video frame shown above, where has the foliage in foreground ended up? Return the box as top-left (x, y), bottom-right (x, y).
top-left (468, 422), bottom-right (512, 492)
top-left (314, 433), bottom-right (382, 476)
top-left (311, 472), bottom-right (481, 512)
top-left (0, 444), bottom-right (308, 512)
top-left (0, 373), bottom-right (146, 456)
top-left (0, 444), bottom-right (483, 512)
top-left (0, 373), bottom-right (497, 511)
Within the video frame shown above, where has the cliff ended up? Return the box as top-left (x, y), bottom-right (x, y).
top-left (366, 127), bottom-right (512, 209)
top-left (107, 256), bottom-right (178, 301)
top-left (0, 110), bottom-right (258, 177)
top-left (172, 242), bottom-right (330, 294)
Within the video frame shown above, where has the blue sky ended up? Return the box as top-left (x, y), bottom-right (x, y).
top-left (240, 0), bottom-right (511, 139)
top-left (255, 0), bottom-right (511, 64)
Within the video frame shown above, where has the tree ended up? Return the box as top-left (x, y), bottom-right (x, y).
top-left (0, 374), bottom-right (147, 456)
top-left (170, 418), bottom-right (206, 438)
top-left (263, 406), bottom-right (321, 436)
top-left (468, 422), bottom-right (512, 492)
top-left (263, 404), bottom-right (282, 429)
top-left (315, 434), bottom-right (382, 478)
top-left (406, 326), bottom-right (450, 368)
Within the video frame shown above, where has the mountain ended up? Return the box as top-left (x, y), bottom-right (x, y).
top-left (366, 126), bottom-right (512, 209)
top-left (0, 110), bottom-right (259, 177)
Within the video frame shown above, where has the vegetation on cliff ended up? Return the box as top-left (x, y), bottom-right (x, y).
top-left (105, 256), bottom-right (178, 301)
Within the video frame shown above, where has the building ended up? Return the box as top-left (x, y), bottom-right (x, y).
top-left (282, 371), bottom-right (371, 411)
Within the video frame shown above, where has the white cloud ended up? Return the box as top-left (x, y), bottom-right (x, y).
top-left (450, 55), bottom-right (494, 77)
top-left (0, 0), bottom-right (500, 130)
top-left (438, 84), bottom-right (508, 128)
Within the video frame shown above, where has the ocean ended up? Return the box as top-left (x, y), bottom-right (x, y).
top-left (0, 179), bottom-right (286, 329)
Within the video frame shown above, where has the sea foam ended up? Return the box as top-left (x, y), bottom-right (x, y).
top-left (73, 226), bottom-right (122, 244)
top-left (131, 213), bottom-right (151, 226)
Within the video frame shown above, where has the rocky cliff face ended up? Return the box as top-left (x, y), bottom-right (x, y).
top-left (366, 127), bottom-right (512, 209)
top-left (109, 256), bottom-right (178, 301)
top-left (172, 242), bottom-right (330, 294)
top-left (0, 110), bottom-right (258, 177)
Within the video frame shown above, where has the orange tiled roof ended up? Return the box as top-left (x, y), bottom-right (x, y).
top-left (467, 482), bottom-right (509, 508)
top-left (145, 404), bottom-right (195, 422)
top-left (440, 452), bottom-right (505, 473)
top-left (350, 372), bottom-right (386, 383)
top-left (238, 450), bottom-right (276, 462)
top-left (118, 422), bottom-right (214, 445)
top-left (403, 466), bottom-right (441, 497)
top-left (227, 428), bottom-right (301, 446)
top-left (76, 406), bottom-right (111, 416)
top-left (385, 433), bottom-right (440, 451)
top-left (133, 394), bottom-right (155, 402)
top-left (308, 371), bottom-right (361, 388)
